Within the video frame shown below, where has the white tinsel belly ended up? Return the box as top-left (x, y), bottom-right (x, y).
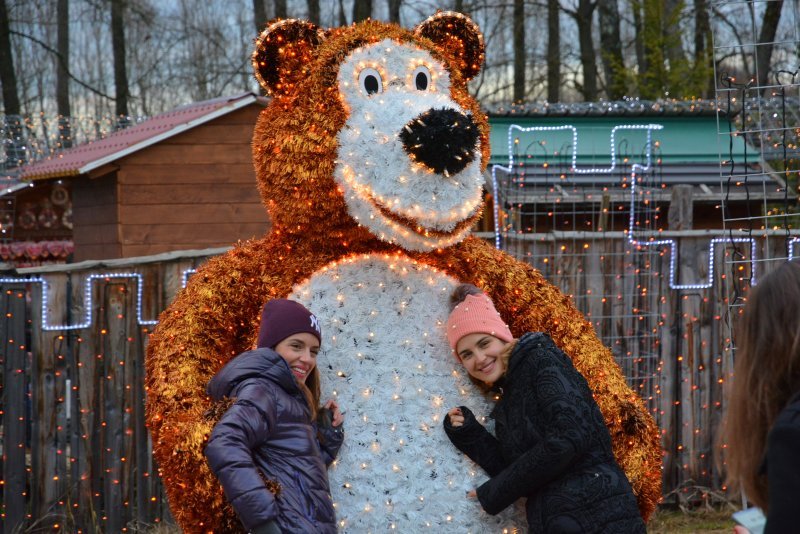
top-left (291, 254), bottom-right (526, 533)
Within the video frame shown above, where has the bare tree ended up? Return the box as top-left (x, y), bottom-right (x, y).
top-left (353, 0), bottom-right (372, 22)
top-left (273, 0), bottom-right (287, 19)
top-left (0, 0), bottom-right (20, 117)
top-left (755, 0), bottom-right (784, 92)
top-left (513, 0), bottom-right (525, 102)
top-left (598, 0), bottom-right (626, 100)
top-left (253, 0), bottom-right (267, 32)
top-left (338, 0), bottom-right (347, 26)
top-left (547, 0), bottom-right (561, 102)
top-left (388, 0), bottom-right (401, 24)
top-left (56, 0), bottom-right (71, 148)
top-left (307, 0), bottom-right (320, 25)
top-left (0, 0), bottom-right (24, 167)
top-left (565, 0), bottom-right (599, 100)
top-left (111, 0), bottom-right (130, 122)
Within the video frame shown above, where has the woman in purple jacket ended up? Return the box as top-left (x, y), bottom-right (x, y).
top-left (205, 299), bottom-right (344, 534)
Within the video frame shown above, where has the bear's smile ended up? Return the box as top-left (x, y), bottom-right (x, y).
top-left (368, 190), bottom-right (479, 239)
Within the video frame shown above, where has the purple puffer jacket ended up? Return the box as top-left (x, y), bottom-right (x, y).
top-left (204, 348), bottom-right (342, 533)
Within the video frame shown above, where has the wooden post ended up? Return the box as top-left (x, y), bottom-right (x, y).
top-left (1, 284), bottom-right (30, 531)
top-left (668, 185), bottom-right (694, 230)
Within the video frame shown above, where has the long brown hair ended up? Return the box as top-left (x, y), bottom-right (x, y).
top-left (299, 368), bottom-right (321, 420)
top-left (449, 283), bottom-right (516, 392)
top-left (721, 260), bottom-right (800, 510)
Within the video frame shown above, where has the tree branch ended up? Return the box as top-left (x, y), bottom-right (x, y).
top-left (10, 28), bottom-right (116, 101)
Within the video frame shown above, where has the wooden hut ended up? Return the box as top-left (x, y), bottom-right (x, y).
top-left (7, 93), bottom-right (268, 264)
top-left (484, 100), bottom-right (783, 234)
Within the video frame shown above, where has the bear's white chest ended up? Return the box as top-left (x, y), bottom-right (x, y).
top-left (291, 253), bottom-right (525, 532)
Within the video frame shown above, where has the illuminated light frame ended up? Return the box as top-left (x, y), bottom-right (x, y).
top-left (491, 123), bottom-right (760, 290)
top-left (183, 269), bottom-right (197, 288)
top-left (0, 271), bottom-right (201, 331)
top-left (790, 238), bottom-right (800, 261)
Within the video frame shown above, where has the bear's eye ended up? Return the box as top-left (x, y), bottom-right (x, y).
top-left (412, 66), bottom-right (431, 91)
top-left (358, 68), bottom-right (383, 96)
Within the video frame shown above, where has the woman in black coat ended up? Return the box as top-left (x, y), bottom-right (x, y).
top-left (722, 260), bottom-right (800, 534)
top-left (443, 284), bottom-right (644, 533)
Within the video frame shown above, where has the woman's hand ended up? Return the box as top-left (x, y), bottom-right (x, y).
top-left (324, 399), bottom-right (344, 427)
top-left (466, 489), bottom-right (477, 499)
top-left (448, 407), bottom-right (465, 427)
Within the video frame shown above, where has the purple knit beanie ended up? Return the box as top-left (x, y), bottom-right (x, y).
top-left (256, 299), bottom-right (322, 349)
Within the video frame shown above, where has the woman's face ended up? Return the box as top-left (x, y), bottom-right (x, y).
top-left (274, 333), bottom-right (320, 383)
top-left (455, 333), bottom-right (508, 384)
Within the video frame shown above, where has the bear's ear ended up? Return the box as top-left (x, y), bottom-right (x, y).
top-left (414, 12), bottom-right (484, 81)
top-left (252, 19), bottom-right (325, 96)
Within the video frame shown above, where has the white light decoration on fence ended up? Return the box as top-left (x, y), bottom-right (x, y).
top-left (182, 269), bottom-right (197, 287)
top-left (491, 123), bottom-right (759, 289)
top-left (789, 238), bottom-right (800, 261)
top-left (0, 273), bottom-right (158, 330)
top-left (0, 268), bottom-right (202, 330)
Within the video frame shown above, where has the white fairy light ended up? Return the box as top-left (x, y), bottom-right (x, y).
top-left (491, 123), bottom-right (760, 289)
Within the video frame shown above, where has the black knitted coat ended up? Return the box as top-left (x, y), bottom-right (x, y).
top-left (763, 391), bottom-right (800, 533)
top-left (444, 332), bottom-right (645, 533)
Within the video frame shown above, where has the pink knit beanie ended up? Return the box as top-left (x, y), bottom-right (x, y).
top-left (445, 293), bottom-right (513, 355)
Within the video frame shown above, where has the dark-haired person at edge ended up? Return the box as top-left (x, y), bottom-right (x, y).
top-left (722, 260), bottom-right (800, 534)
top-left (442, 284), bottom-right (645, 533)
top-left (205, 299), bottom-right (344, 534)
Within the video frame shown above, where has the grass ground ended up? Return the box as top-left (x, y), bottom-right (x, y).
top-left (647, 506), bottom-right (737, 533)
top-left (136, 508), bottom-right (739, 533)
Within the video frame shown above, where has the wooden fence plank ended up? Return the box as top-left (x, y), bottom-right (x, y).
top-left (1, 285), bottom-right (30, 531)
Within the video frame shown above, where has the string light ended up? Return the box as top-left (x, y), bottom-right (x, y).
top-left (0, 272), bottom-right (180, 330)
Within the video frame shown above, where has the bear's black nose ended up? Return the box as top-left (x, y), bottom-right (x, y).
top-left (399, 108), bottom-right (479, 176)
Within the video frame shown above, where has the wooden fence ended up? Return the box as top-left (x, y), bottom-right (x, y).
top-left (1, 233), bottom-right (795, 531)
top-left (0, 249), bottom-right (227, 533)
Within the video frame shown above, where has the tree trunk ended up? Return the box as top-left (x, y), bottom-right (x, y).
top-left (0, 0), bottom-right (18, 116)
top-left (388, 0), bottom-right (401, 24)
top-left (352, 0), bottom-right (372, 22)
top-left (693, 0), bottom-right (714, 98)
top-left (755, 0), bottom-right (783, 92)
top-left (253, 0), bottom-right (267, 32)
top-left (110, 0), bottom-right (130, 123)
top-left (454, 0), bottom-right (464, 13)
top-left (274, 0), bottom-right (287, 19)
top-left (632, 0), bottom-right (645, 80)
top-left (547, 0), bottom-right (561, 102)
top-left (574, 0), bottom-right (598, 100)
top-left (338, 0), bottom-right (347, 25)
top-left (513, 0), bottom-right (525, 102)
top-left (663, 0), bottom-right (686, 70)
top-left (598, 0), bottom-right (625, 100)
top-left (57, 0), bottom-right (71, 149)
top-left (0, 0), bottom-right (24, 168)
top-left (307, 0), bottom-right (320, 25)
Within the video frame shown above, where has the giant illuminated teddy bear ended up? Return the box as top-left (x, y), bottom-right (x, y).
top-left (145, 12), bottom-right (661, 532)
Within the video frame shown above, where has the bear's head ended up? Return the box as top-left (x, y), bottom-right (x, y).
top-left (251, 12), bottom-right (489, 252)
